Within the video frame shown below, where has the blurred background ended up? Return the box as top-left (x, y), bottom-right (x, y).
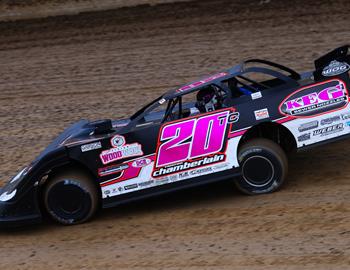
top-left (0, 0), bottom-right (349, 269)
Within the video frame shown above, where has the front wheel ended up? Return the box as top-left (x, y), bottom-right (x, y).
top-left (43, 169), bottom-right (99, 225)
top-left (236, 138), bottom-right (288, 195)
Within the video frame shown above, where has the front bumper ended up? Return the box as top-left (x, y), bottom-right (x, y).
top-left (0, 122), bottom-right (81, 228)
top-left (0, 185), bottom-right (42, 228)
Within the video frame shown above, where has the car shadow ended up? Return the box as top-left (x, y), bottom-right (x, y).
top-left (0, 179), bottom-right (240, 234)
top-left (97, 179), bottom-right (241, 220)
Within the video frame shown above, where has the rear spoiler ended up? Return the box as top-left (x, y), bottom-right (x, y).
top-left (314, 45), bottom-right (350, 79)
top-left (314, 45), bottom-right (350, 70)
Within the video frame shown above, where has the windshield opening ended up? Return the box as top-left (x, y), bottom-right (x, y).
top-left (130, 96), bottom-right (164, 120)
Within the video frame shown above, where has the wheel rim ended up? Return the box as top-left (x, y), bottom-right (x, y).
top-left (47, 180), bottom-right (92, 223)
top-left (242, 155), bottom-right (275, 187)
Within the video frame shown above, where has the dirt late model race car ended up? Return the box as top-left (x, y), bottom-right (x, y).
top-left (1, 46), bottom-right (350, 226)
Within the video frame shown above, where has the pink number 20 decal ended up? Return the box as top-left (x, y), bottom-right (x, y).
top-left (156, 110), bottom-right (230, 167)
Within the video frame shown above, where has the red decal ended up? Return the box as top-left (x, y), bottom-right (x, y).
top-left (177, 72), bottom-right (228, 93)
top-left (279, 79), bottom-right (348, 118)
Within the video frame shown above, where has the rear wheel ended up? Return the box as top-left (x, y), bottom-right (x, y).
top-left (236, 138), bottom-right (288, 195)
top-left (43, 169), bottom-right (98, 225)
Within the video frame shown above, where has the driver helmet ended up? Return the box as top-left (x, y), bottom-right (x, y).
top-left (196, 86), bottom-right (219, 112)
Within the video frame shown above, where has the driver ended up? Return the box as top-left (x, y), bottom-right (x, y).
top-left (196, 86), bottom-right (223, 113)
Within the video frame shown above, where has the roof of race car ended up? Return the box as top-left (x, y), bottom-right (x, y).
top-left (131, 46), bottom-right (350, 122)
top-left (163, 59), bottom-right (301, 100)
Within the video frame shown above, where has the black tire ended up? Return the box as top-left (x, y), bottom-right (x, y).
top-left (43, 169), bottom-right (99, 225)
top-left (236, 138), bottom-right (288, 195)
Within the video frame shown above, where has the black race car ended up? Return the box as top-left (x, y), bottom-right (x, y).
top-left (1, 45), bottom-right (350, 226)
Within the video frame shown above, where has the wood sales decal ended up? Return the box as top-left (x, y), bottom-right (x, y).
top-left (279, 79), bottom-right (348, 118)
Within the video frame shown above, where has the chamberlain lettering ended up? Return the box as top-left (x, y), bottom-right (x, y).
top-left (152, 154), bottom-right (224, 177)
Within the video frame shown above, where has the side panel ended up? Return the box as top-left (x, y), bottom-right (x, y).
top-left (99, 109), bottom-right (242, 199)
top-left (278, 79), bottom-right (350, 147)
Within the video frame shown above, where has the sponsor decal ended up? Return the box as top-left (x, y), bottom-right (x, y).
top-left (341, 113), bottom-right (350, 120)
top-left (154, 109), bottom-right (231, 175)
top-left (124, 184), bottom-right (138, 190)
top-left (111, 135), bottom-right (126, 147)
top-left (159, 98), bottom-right (166, 104)
top-left (179, 167), bottom-right (213, 179)
top-left (99, 155), bottom-right (156, 188)
top-left (100, 135), bottom-right (143, 165)
top-left (132, 158), bottom-right (152, 168)
top-left (177, 72), bottom-right (228, 92)
top-left (251, 91), bottom-right (262, 100)
top-left (155, 177), bottom-right (170, 185)
top-left (153, 154), bottom-right (224, 177)
top-left (320, 115), bottom-right (341, 126)
top-left (81, 141), bottom-right (102, 152)
top-left (98, 164), bottom-right (129, 176)
top-left (279, 79), bottom-right (348, 118)
top-left (313, 123), bottom-right (344, 137)
top-left (169, 175), bottom-right (178, 182)
top-left (298, 133), bottom-right (311, 142)
top-left (322, 60), bottom-right (350, 77)
top-left (0, 189), bottom-right (16, 202)
top-left (104, 190), bottom-right (111, 196)
top-left (254, 108), bottom-right (269, 120)
top-left (138, 180), bottom-right (154, 187)
top-left (213, 163), bottom-right (230, 170)
top-left (298, 120), bottom-right (319, 132)
top-left (111, 188), bottom-right (119, 194)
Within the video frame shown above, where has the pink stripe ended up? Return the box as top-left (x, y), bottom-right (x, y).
top-left (228, 129), bottom-right (247, 138)
top-left (101, 155), bottom-right (155, 187)
top-left (275, 116), bottom-right (295, 124)
top-left (229, 116), bottom-right (296, 138)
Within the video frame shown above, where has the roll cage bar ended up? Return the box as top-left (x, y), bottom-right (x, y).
top-left (243, 59), bottom-right (301, 80)
top-left (163, 58), bottom-right (301, 100)
top-left (163, 96), bottom-right (182, 122)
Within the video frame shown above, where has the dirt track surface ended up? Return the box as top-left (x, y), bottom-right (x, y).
top-left (0, 0), bottom-right (350, 269)
top-left (0, 0), bottom-right (192, 22)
